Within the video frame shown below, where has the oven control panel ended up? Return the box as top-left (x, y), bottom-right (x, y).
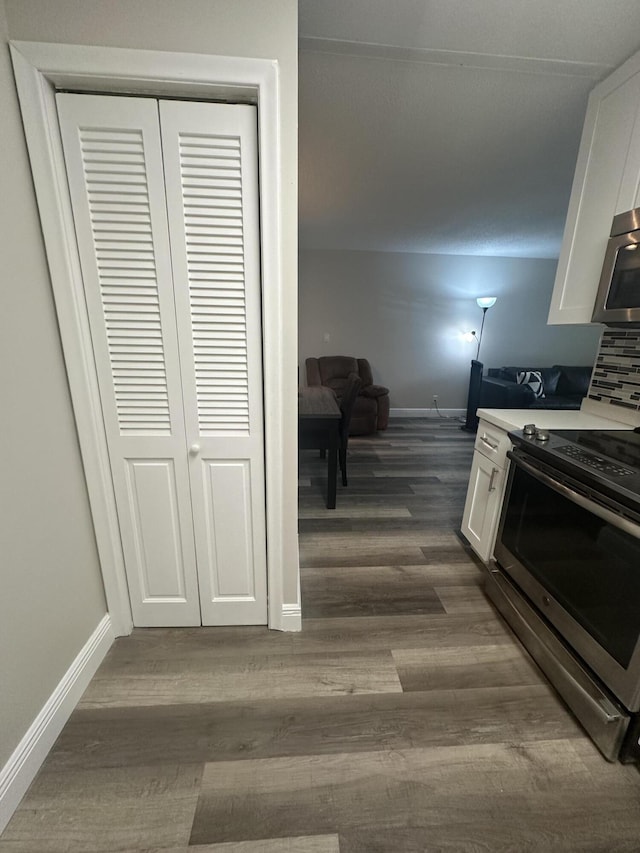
top-left (556, 444), bottom-right (635, 477)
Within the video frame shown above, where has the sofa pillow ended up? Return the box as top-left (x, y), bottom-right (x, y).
top-left (499, 366), bottom-right (540, 384)
top-left (516, 370), bottom-right (545, 399)
top-left (554, 365), bottom-right (592, 397)
top-left (497, 366), bottom-right (520, 383)
top-left (497, 365), bottom-right (562, 394)
top-left (538, 366), bottom-right (562, 396)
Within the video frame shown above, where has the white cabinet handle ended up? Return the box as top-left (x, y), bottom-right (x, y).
top-left (189, 443), bottom-right (201, 455)
top-left (488, 466), bottom-right (500, 492)
top-left (481, 434), bottom-right (499, 451)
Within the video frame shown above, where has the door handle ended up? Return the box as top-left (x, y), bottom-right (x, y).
top-left (189, 443), bottom-right (201, 455)
top-left (488, 466), bottom-right (499, 492)
top-left (481, 434), bottom-right (499, 451)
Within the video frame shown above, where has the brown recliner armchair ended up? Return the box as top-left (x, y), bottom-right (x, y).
top-left (305, 356), bottom-right (390, 435)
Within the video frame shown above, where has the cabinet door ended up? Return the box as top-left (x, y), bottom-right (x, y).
top-left (57, 93), bottom-right (201, 626)
top-left (548, 52), bottom-right (640, 325)
top-left (461, 450), bottom-right (505, 562)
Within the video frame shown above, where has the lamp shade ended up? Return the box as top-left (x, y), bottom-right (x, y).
top-left (476, 296), bottom-right (497, 309)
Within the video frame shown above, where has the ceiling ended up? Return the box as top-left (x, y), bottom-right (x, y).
top-left (298, 0), bottom-right (640, 258)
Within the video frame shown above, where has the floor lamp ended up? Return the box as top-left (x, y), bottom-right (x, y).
top-left (462, 297), bottom-right (497, 432)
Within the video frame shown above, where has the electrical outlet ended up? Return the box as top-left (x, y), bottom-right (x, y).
top-left (432, 394), bottom-right (439, 402)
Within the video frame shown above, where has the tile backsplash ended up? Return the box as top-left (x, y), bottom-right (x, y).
top-left (588, 329), bottom-right (640, 413)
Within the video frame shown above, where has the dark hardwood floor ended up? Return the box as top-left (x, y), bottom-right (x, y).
top-left (3, 418), bottom-right (640, 851)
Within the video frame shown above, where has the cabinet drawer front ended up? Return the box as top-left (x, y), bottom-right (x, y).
top-left (475, 421), bottom-right (510, 465)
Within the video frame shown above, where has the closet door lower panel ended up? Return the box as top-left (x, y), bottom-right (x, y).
top-left (118, 445), bottom-right (200, 625)
top-left (160, 100), bottom-right (268, 626)
top-left (57, 93), bottom-right (201, 627)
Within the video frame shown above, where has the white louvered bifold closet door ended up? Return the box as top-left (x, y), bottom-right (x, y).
top-left (160, 101), bottom-right (267, 626)
top-left (56, 93), bottom-right (267, 627)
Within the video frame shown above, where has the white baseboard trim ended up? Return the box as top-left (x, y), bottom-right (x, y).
top-left (390, 407), bottom-right (465, 419)
top-left (276, 603), bottom-right (302, 632)
top-left (0, 613), bottom-right (114, 833)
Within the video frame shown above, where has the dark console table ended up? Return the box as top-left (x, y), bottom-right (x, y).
top-left (298, 386), bottom-right (341, 509)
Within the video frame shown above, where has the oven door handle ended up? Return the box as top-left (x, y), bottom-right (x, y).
top-left (511, 454), bottom-right (640, 541)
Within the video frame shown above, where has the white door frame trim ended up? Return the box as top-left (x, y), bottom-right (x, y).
top-left (10, 40), bottom-right (292, 634)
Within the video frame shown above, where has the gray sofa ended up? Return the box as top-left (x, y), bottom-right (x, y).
top-left (479, 364), bottom-right (593, 410)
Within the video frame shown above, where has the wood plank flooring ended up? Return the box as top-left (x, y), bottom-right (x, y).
top-left (3, 418), bottom-right (640, 852)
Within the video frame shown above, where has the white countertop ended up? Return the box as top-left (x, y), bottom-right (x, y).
top-left (476, 407), bottom-right (631, 433)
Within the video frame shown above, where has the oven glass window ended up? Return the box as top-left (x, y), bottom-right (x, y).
top-left (608, 243), bottom-right (640, 309)
top-left (501, 465), bottom-right (640, 668)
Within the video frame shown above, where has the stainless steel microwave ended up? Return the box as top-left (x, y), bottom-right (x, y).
top-left (592, 207), bottom-right (640, 325)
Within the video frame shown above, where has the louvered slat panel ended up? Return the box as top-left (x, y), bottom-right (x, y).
top-left (178, 133), bottom-right (250, 434)
top-left (78, 127), bottom-right (171, 434)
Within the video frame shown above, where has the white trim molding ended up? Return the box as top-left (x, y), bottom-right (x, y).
top-left (0, 615), bottom-right (114, 833)
top-left (279, 603), bottom-right (302, 632)
top-left (390, 408), bottom-right (465, 419)
top-left (10, 41), bottom-right (290, 634)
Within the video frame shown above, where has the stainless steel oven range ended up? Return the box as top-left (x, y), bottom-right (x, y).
top-left (489, 426), bottom-right (640, 762)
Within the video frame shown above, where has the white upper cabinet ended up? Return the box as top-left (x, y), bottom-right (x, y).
top-left (549, 50), bottom-right (640, 325)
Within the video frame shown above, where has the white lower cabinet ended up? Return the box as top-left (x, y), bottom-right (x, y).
top-left (461, 420), bottom-right (510, 562)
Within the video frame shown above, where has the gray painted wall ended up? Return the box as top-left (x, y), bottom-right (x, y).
top-left (0, 1), bottom-right (107, 770)
top-left (299, 249), bottom-right (602, 409)
top-left (1, 0), bottom-right (298, 774)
